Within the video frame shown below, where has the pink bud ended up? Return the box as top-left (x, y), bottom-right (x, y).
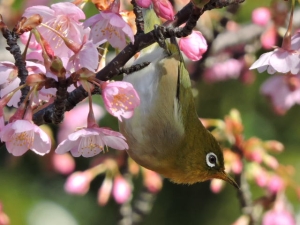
top-left (0, 203), bottom-right (10, 225)
top-left (210, 179), bottom-right (224, 193)
top-left (112, 175), bottom-right (131, 204)
top-left (98, 177), bottom-right (113, 206)
top-left (232, 215), bottom-right (250, 225)
top-left (267, 175), bottom-right (284, 194)
top-left (252, 7), bottom-right (271, 26)
top-left (264, 140), bottom-right (284, 153)
top-left (264, 155), bottom-right (279, 169)
top-left (254, 168), bottom-right (268, 187)
top-left (231, 158), bottom-right (243, 174)
top-left (247, 149), bottom-right (263, 163)
top-left (136, 0), bottom-right (152, 8)
top-left (52, 153), bottom-right (75, 175)
top-left (179, 31), bottom-right (208, 61)
top-left (152, 0), bottom-right (174, 21)
top-left (0, 212), bottom-right (10, 225)
top-left (64, 171), bottom-right (92, 195)
top-left (143, 169), bottom-right (163, 193)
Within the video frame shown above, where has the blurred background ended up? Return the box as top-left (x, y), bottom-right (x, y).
top-left (0, 0), bottom-right (299, 224)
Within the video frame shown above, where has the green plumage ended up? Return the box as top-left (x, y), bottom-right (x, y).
top-left (119, 9), bottom-right (238, 187)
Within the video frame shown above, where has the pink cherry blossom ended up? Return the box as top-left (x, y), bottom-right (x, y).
top-left (252, 7), bottom-right (271, 26)
top-left (263, 201), bottom-right (295, 225)
top-left (64, 171), bottom-right (93, 195)
top-left (136, 0), bottom-right (152, 8)
top-left (112, 175), bottom-right (131, 204)
top-left (250, 29), bottom-right (300, 74)
top-left (0, 61), bottom-right (46, 107)
top-left (23, 2), bottom-right (88, 58)
top-left (291, 31), bottom-right (300, 50)
top-left (101, 81), bottom-right (140, 121)
top-left (0, 120), bottom-right (51, 156)
top-left (57, 102), bottom-right (104, 143)
top-left (67, 39), bottom-right (99, 72)
top-left (203, 58), bottom-right (244, 82)
top-left (179, 31), bottom-right (207, 61)
top-left (152, 0), bottom-right (174, 21)
top-left (84, 12), bottom-right (134, 50)
top-left (55, 126), bottom-right (128, 157)
top-left (0, 61), bottom-right (20, 107)
top-left (260, 75), bottom-right (300, 114)
top-left (250, 48), bottom-right (300, 75)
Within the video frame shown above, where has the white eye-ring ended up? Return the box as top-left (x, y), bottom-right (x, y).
top-left (206, 152), bottom-right (218, 168)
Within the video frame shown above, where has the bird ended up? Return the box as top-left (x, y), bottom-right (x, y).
top-left (119, 9), bottom-right (238, 188)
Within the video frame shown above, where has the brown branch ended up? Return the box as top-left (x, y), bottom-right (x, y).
top-left (131, 0), bottom-right (144, 35)
top-left (0, 15), bottom-right (30, 104)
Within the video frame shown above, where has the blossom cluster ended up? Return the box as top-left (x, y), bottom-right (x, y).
top-left (0, 0), bottom-right (208, 159)
top-left (201, 2), bottom-right (300, 115)
top-left (0, 0), bottom-right (209, 216)
top-left (202, 109), bottom-right (298, 225)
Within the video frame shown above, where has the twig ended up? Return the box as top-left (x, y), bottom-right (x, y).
top-left (233, 144), bottom-right (257, 225)
top-left (0, 15), bottom-right (30, 104)
top-left (203, 0), bottom-right (245, 11)
top-left (131, 0), bottom-right (144, 35)
top-left (118, 62), bottom-right (150, 75)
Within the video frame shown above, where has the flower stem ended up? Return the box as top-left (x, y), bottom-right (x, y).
top-left (282, 0), bottom-right (295, 49)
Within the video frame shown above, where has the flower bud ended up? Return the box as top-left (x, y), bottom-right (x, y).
top-left (143, 169), bottom-right (162, 193)
top-left (152, 0), bottom-right (174, 21)
top-left (52, 153), bottom-right (75, 175)
top-left (210, 179), bottom-right (224, 193)
top-left (64, 171), bottom-right (92, 195)
top-left (136, 0), bottom-right (152, 8)
top-left (15, 14), bottom-right (42, 35)
top-left (98, 176), bottom-right (113, 206)
top-left (112, 175), bottom-right (131, 204)
top-left (179, 31), bottom-right (207, 61)
top-left (252, 7), bottom-right (271, 26)
top-left (50, 57), bottom-right (66, 78)
top-left (267, 175), bottom-right (284, 194)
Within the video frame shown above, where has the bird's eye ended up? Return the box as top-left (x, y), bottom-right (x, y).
top-left (206, 152), bottom-right (218, 168)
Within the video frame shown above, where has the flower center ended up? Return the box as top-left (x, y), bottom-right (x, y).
top-left (11, 130), bottom-right (34, 148)
top-left (101, 24), bottom-right (121, 40)
top-left (79, 135), bottom-right (104, 155)
top-left (111, 93), bottom-right (130, 112)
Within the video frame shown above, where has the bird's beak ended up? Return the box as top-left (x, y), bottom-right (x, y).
top-left (216, 171), bottom-right (239, 189)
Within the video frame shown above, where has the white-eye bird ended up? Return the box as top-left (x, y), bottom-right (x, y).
top-left (119, 9), bottom-right (238, 187)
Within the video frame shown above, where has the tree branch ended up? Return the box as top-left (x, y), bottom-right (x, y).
top-left (31, 0), bottom-right (245, 125)
top-left (0, 15), bottom-right (30, 104)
